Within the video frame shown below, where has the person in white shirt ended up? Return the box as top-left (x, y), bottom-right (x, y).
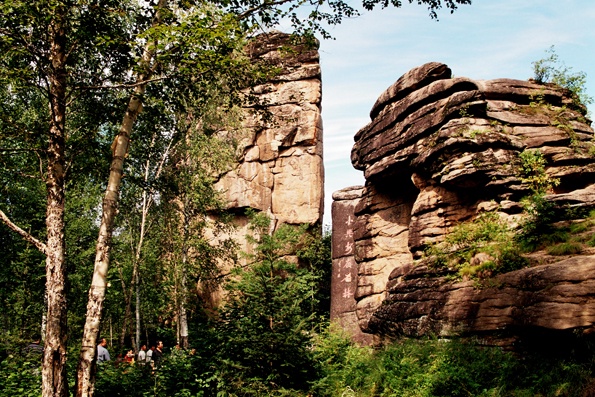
top-left (138, 344), bottom-right (147, 364)
top-left (97, 338), bottom-right (110, 363)
top-left (146, 345), bottom-right (154, 364)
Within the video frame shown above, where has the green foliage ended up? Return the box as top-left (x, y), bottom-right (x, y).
top-left (518, 149), bottom-right (559, 194)
top-left (88, 343), bottom-right (222, 397)
top-left (532, 46), bottom-right (593, 110)
top-left (0, 354), bottom-right (42, 397)
top-left (444, 211), bottom-right (509, 250)
top-left (310, 330), bottom-right (594, 397)
top-left (216, 212), bottom-right (321, 393)
top-left (515, 193), bottom-right (558, 252)
top-left (426, 212), bottom-right (528, 279)
top-left (309, 325), bottom-right (377, 395)
top-left (514, 202), bottom-right (595, 255)
top-left (296, 231), bottom-right (332, 318)
top-left (93, 362), bottom-right (150, 397)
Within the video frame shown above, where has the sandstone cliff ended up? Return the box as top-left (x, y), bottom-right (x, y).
top-left (333, 62), bottom-right (595, 345)
top-left (216, 32), bottom-right (324, 227)
top-left (202, 33), bottom-right (324, 307)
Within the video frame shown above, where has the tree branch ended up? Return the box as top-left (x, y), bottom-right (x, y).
top-left (74, 77), bottom-right (168, 91)
top-left (0, 208), bottom-right (48, 255)
top-left (237, 0), bottom-right (296, 20)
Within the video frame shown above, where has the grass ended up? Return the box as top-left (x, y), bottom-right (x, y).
top-left (425, 204), bottom-right (595, 281)
top-left (310, 333), bottom-right (595, 397)
top-left (547, 242), bottom-right (583, 256)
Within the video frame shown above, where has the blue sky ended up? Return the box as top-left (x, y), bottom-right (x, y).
top-left (317, 0), bottom-right (595, 225)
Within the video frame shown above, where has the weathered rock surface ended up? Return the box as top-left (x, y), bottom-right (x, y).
top-left (201, 33), bottom-right (324, 308)
top-left (216, 32), bottom-right (324, 227)
top-left (331, 186), bottom-right (376, 345)
top-left (334, 62), bottom-right (595, 344)
top-left (372, 256), bottom-right (595, 338)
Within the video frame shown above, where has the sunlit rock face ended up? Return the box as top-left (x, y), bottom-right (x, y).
top-left (201, 33), bottom-right (324, 308)
top-left (216, 32), bottom-right (324, 227)
top-left (333, 62), bottom-right (595, 345)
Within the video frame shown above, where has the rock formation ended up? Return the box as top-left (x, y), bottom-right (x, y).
top-left (331, 186), bottom-right (376, 345)
top-left (332, 62), bottom-right (595, 345)
top-left (216, 32), bottom-right (324, 228)
top-left (202, 33), bottom-right (324, 306)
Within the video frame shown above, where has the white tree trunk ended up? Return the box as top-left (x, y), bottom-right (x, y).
top-left (42, 6), bottom-right (69, 397)
top-left (74, 3), bottom-right (167, 395)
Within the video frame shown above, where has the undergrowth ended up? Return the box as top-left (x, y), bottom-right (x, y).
top-left (310, 330), bottom-right (595, 397)
top-left (425, 211), bottom-right (528, 279)
top-left (425, 199), bottom-right (595, 281)
top-left (3, 326), bottom-right (595, 396)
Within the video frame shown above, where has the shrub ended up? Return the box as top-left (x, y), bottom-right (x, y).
top-left (426, 212), bottom-right (530, 279)
top-left (94, 362), bottom-right (150, 397)
top-left (518, 149), bottom-right (559, 194)
top-left (0, 354), bottom-right (41, 397)
top-left (532, 46), bottom-right (593, 110)
top-left (310, 330), bottom-right (594, 397)
top-left (516, 193), bottom-right (558, 252)
top-left (498, 245), bottom-right (530, 273)
top-left (547, 242), bottom-right (583, 256)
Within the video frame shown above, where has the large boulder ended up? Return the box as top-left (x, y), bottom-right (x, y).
top-left (333, 62), bottom-right (595, 345)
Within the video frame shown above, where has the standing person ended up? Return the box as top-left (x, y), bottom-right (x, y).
top-left (138, 344), bottom-right (147, 365)
top-left (124, 349), bottom-right (135, 364)
top-left (146, 345), bottom-right (155, 364)
top-left (23, 336), bottom-right (44, 363)
top-left (24, 336), bottom-right (44, 356)
top-left (97, 338), bottom-right (111, 363)
top-left (152, 341), bottom-right (164, 368)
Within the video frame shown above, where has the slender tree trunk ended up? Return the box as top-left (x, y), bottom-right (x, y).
top-left (179, 300), bottom-right (189, 348)
top-left (179, 225), bottom-right (189, 348)
top-left (42, 6), bottom-right (69, 397)
top-left (75, 88), bottom-right (144, 397)
top-left (132, 132), bottom-right (172, 351)
top-left (117, 265), bottom-right (133, 348)
top-left (135, 270), bottom-right (141, 351)
top-left (74, 2), bottom-right (166, 396)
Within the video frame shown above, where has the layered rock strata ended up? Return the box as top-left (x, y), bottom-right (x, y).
top-left (201, 33), bottom-right (324, 307)
top-left (334, 62), bottom-right (595, 343)
top-left (216, 32), bottom-right (324, 228)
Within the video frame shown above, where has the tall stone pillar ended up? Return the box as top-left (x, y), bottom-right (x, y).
top-left (201, 32), bottom-right (324, 309)
top-left (331, 186), bottom-right (375, 345)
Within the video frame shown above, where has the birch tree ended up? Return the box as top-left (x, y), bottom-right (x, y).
top-left (74, 3), bottom-right (257, 395)
top-left (0, 1), bottom-right (135, 395)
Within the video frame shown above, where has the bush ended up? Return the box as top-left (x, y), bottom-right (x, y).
top-left (426, 212), bottom-right (530, 279)
top-left (532, 46), bottom-right (593, 110)
top-left (516, 193), bottom-right (558, 252)
top-left (0, 354), bottom-right (41, 397)
top-left (309, 327), bottom-right (377, 396)
top-left (94, 362), bottom-right (150, 397)
top-left (92, 345), bottom-right (223, 397)
top-left (310, 330), bottom-right (594, 397)
top-left (518, 149), bottom-right (558, 194)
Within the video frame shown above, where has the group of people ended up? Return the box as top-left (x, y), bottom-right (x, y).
top-left (96, 338), bottom-right (164, 369)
